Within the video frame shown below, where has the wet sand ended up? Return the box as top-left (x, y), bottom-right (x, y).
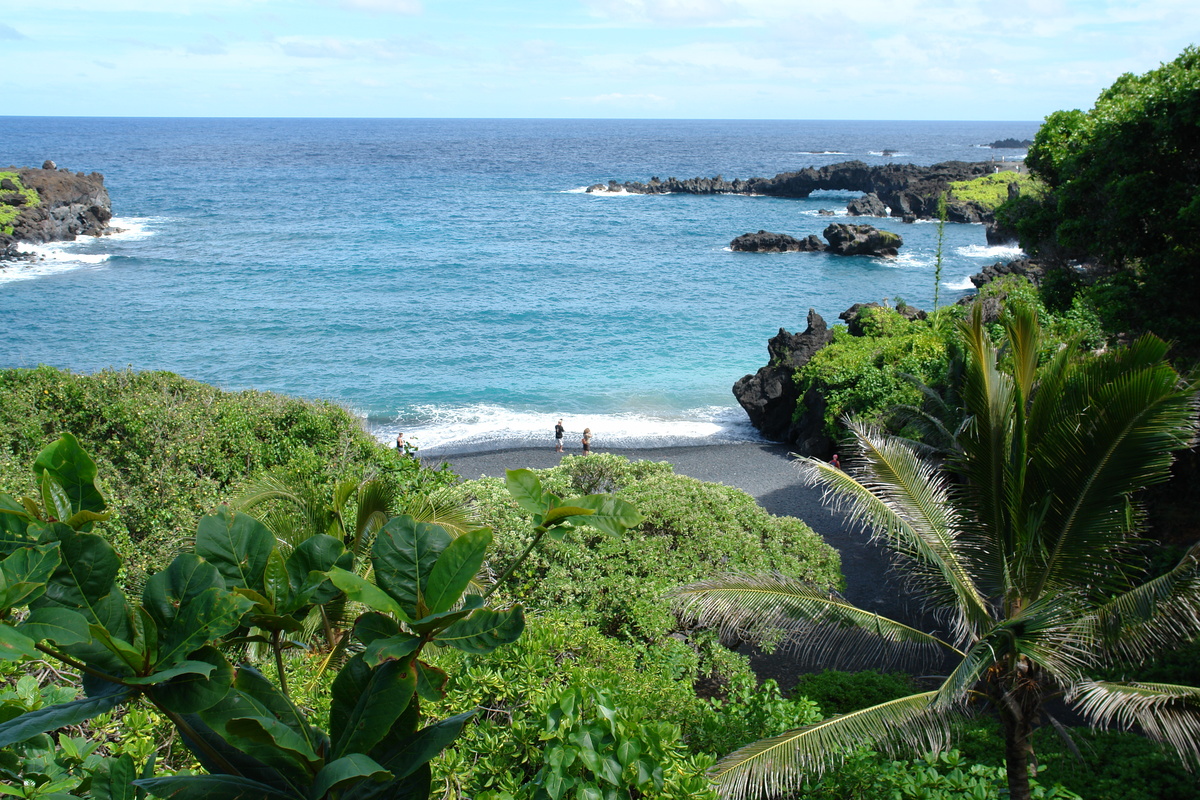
top-left (432, 442), bottom-right (927, 688)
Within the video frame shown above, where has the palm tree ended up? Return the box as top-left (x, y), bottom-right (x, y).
top-left (672, 304), bottom-right (1200, 800)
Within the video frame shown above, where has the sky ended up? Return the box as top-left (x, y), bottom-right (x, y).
top-left (2, 0), bottom-right (1195, 120)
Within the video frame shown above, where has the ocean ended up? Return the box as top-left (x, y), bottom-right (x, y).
top-left (1, 118), bottom-right (1037, 454)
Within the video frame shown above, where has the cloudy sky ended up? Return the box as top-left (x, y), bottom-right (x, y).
top-left (3, 0), bottom-right (1194, 120)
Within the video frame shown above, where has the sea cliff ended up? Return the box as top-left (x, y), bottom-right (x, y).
top-left (0, 161), bottom-right (113, 260)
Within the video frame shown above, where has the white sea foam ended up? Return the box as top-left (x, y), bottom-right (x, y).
top-left (563, 186), bottom-right (590, 194)
top-left (801, 207), bottom-right (847, 217)
top-left (0, 217), bottom-right (161, 285)
top-left (0, 242), bottom-right (111, 284)
top-left (371, 404), bottom-right (764, 456)
top-left (107, 216), bottom-right (162, 240)
top-left (867, 150), bottom-right (908, 157)
top-left (796, 150), bottom-right (847, 155)
top-left (956, 244), bottom-right (1025, 259)
top-left (944, 277), bottom-right (976, 291)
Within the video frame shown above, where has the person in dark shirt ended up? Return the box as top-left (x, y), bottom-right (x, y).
top-left (555, 419), bottom-right (564, 453)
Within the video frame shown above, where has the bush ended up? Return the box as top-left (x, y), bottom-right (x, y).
top-left (796, 308), bottom-right (955, 437)
top-left (422, 610), bottom-right (821, 798)
top-left (790, 669), bottom-right (916, 717)
top-left (0, 366), bottom-right (450, 576)
top-left (448, 456), bottom-right (843, 645)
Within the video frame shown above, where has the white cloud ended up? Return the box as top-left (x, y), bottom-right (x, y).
top-left (0, 22), bottom-right (26, 39)
top-left (339, 0), bottom-right (422, 13)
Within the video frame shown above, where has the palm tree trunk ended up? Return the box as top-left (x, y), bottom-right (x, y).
top-left (1001, 704), bottom-right (1034, 800)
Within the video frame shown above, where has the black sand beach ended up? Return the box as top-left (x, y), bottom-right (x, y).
top-left (435, 442), bottom-right (926, 688)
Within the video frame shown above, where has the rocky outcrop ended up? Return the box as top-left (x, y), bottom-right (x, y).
top-left (987, 138), bottom-right (1033, 149)
top-left (730, 224), bottom-right (902, 258)
top-left (730, 230), bottom-right (825, 253)
top-left (1, 164), bottom-right (112, 259)
top-left (823, 224), bottom-right (902, 257)
top-left (732, 310), bottom-right (834, 443)
top-left (970, 257), bottom-right (1045, 288)
top-left (846, 192), bottom-right (889, 217)
top-left (588, 160), bottom-right (998, 221)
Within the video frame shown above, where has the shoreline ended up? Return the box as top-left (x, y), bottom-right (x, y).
top-left (434, 442), bottom-right (924, 688)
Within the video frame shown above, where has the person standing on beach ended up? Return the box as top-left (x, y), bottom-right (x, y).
top-left (581, 428), bottom-right (592, 455)
top-left (555, 419), bottom-right (565, 453)
top-left (396, 432), bottom-right (405, 452)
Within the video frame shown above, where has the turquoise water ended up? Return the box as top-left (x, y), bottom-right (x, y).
top-left (0, 118), bottom-right (1036, 453)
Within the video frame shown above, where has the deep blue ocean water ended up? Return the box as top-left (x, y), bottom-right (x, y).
top-left (1, 118), bottom-right (1038, 453)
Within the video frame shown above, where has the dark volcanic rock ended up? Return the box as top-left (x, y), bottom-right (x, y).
top-left (730, 230), bottom-right (824, 253)
top-left (987, 138), bottom-right (1032, 149)
top-left (823, 223), bottom-right (902, 257)
top-left (1, 164), bottom-right (112, 258)
top-left (733, 309), bottom-right (835, 442)
top-left (971, 257), bottom-right (1043, 288)
top-left (588, 160), bottom-right (1000, 221)
top-left (846, 192), bottom-right (889, 217)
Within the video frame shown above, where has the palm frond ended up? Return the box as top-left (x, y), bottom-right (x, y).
top-left (1072, 680), bottom-right (1200, 769)
top-left (935, 594), bottom-right (1091, 709)
top-left (1029, 343), bottom-right (1200, 600)
top-left (796, 423), bottom-right (992, 642)
top-left (670, 573), bottom-right (961, 671)
top-left (1087, 541), bottom-right (1200, 667)
top-left (710, 691), bottom-right (953, 800)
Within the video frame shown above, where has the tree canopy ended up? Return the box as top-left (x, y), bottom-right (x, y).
top-left (1013, 46), bottom-right (1200, 347)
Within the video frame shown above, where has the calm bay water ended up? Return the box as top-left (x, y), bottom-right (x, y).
top-left (1, 118), bottom-right (1037, 453)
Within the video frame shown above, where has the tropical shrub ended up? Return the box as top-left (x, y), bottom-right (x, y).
top-left (0, 436), bottom-right (641, 799)
top-left (448, 455), bottom-right (842, 644)
top-left (0, 366), bottom-right (451, 577)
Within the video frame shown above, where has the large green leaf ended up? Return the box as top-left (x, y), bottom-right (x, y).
top-left (330, 654), bottom-right (418, 759)
top-left (435, 606), bottom-right (524, 653)
top-left (423, 527), bottom-right (491, 615)
top-left (155, 587), bottom-right (253, 672)
top-left (174, 711), bottom-right (293, 791)
top-left (200, 666), bottom-right (325, 783)
top-left (0, 542), bottom-right (61, 609)
top-left (310, 754), bottom-right (391, 798)
top-left (33, 528), bottom-right (123, 621)
top-left (224, 715), bottom-right (323, 771)
top-left (0, 493), bottom-right (36, 555)
top-left (134, 774), bottom-right (299, 800)
top-left (353, 612), bottom-right (399, 645)
top-left (32, 434), bottom-right (106, 520)
top-left (195, 507), bottom-right (274, 592)
top-left (327, 567), bottom-right (410, 622)
top-left (505, 469), bottom-right (548, 515)
top-left (362, 633), bottom-right (421, 667)
top-left (0, 681), bottom-right (131, 749)
top-left (149, 645), bottom-right (234, 714)
top-left (142, 553), bottom-right (226, 631)
top-left (0, 625), bottom-right (37, 661)
top-left (372, 711), bottom-right (473, 779)
top-left (19, 606), bottom-right (91, 646)
top-left (559, 496), bottom-right (644, 537)
top-left (285, 534), bottom-right (346, 604)
top-left (371, 515), bottom-right (452, 619)
top-left (341, 762), bottom-right (431, 800)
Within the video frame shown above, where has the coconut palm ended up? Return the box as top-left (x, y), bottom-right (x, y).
top-left (672, 303), bottom-right (1200, 800)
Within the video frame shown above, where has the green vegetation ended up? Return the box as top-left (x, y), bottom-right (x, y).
top-left (674, 305), bottom-right (1200, 800)
top-left (0, 171), bottom-right (40, 237)
top-left (1001, 45), bottom-right (1200, 350)
top-left (0, 436), bottom-right (642, 799)
top-left (448, 452), bottom-right (842, 645)
top-left (0, 366), bottom-right (450, 577)
top-left (948, 170), bottom-right (1044, 212)
top-left (795, 305), bottom-right (954, 438)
